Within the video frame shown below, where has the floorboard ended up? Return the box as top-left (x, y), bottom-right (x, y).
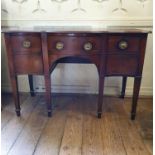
top-left (34, 109), bottom-right (67, 155)
top-left (82, 98), bottom-right (104, 155)
top-left (1, 95), bottom-right (38, 155)
top-left (1, 93), bottom-right (27, 129)
top-left (1, 93), bottom-right (152, 155)
top-left (59, 97), bottom-right (83, 155)
top-left (7, 97), bottom-right (48, 155)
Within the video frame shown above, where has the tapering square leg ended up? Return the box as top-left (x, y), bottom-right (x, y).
top-left (44, 74), bottom-right (52, 117)
top-left (131, 77), bottom-right (142, 120)
top-left (97, 76), bottom-right (105, 118)
top-left (10, 76), bottom-right (20, 116)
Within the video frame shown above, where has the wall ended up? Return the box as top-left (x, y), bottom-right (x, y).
top-left (1, 0), bottom-right (153, 96)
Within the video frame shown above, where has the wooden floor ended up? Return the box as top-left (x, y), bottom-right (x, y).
top-left (1, 93), bottom-right (153, 155)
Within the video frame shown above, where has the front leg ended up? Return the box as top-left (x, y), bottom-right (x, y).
top-left (10, 75), bottom-right (21, 116)
top-left (4, 34), bottom-right (20, 116)
top-left (97, 76), bottom-right (105, 118)
top-left (41, 33), bottom-right (52, 117)
top-left (131, 77), bottom-right (142, 120)
top-left (44, 74), bottom-right (52, 117)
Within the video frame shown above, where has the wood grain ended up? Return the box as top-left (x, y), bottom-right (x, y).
top-left (1, 94), bottom-right (27, 129)
top-left (82, 99), bottom-right (103, 155)
top-left (7, 97), bottom-right (48, 155)
top-left (115, 116), bottom-right (151, 155)
top-left (144, 140), bottom-right (153, 155)
top-left (59, 98), bottom-right (83, 155)
top-left (1, 96), bottom-right (38, 155)
top-left (101, 114), bottom-right (126, 155)
top-left (1, 94), bottom-right (152, 155)
top-left (34, 111), bottom-right (67, 155)
top-left (105, 97), bottom-right (151, 155)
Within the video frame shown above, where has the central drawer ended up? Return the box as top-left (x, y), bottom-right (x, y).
top-left (47, 35), bottom-right (103, 55)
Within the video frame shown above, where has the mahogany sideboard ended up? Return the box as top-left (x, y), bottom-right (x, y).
top-left (2, 27), bottom-right (150, 120)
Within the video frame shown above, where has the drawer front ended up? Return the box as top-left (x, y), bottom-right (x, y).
top-left (14, 54), bottom-right (43, 74)
top-left (11, 33), bottom-right (41, 54)
top-left (47, 35), bottom-right (102, 55)
top-left (106, 55), bottom-right (138, 76)
top-left (108, 35), bottom-right (140, 53)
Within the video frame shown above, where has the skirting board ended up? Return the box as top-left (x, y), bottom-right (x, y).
top-left (1, 84), bottom-right (153, 97)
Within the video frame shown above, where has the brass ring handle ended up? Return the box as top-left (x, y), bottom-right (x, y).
top-left (118, 40), bottom-right (128, 50)
top-left (56, 42), bottom-right (64, 50)
top-left (84, 42), bottom-right (93, 51)
top-left (22, 40), bottom-right (31, 48)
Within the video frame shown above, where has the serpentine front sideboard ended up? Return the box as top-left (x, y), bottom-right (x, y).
top-left (2, 27), bottom-right (150, 120)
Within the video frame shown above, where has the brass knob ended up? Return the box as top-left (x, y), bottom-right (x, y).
top-left (118, 40), bottom-right (128, 50)
top-left (56, 42), bottom-right (64, 50)
top-left (22, 40), bottom-right (31, 48)
top-left (84, 42), bottom-right (93, 51)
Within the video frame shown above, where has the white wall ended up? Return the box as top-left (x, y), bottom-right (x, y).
top-left (1, 0), bottom-right (153, 96)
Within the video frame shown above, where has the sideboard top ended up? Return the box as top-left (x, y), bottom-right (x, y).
top-left (1, 26), bottom-right (151, 34)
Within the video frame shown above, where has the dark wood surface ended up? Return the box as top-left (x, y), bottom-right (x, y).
top-left (3, 29), bottom-right (148, 119)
